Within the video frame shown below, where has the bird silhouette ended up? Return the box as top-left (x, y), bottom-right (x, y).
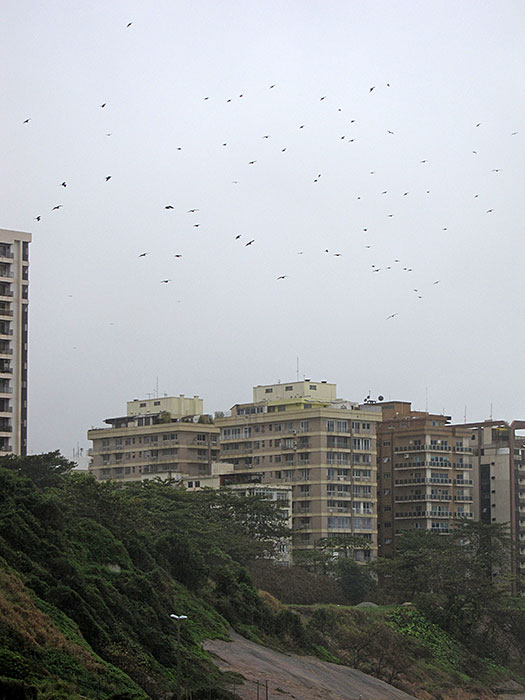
top-left (245, 240), bottom-right (255, 246)
top-left (61, 181), bottom-right (67, 187)
top-left (386, 313), bottom-right (398, 320)
top-left (369, 87), bottom-right (375, 92)
top-left (160, 279), bottom-right (171, 284)
top-left (100, 103), bottom-right (106, 108)
top-left (248, 160), bottom-right (256, 165)
top-left (262, 135), bottom-right (270, 139)
top-left (387, 130), bottom-right (394, 134)
top-left (433, 280), bottom-right (440, 285)
top-left (23, 118), bottom-right (31, 124)
top-left (165, 205), bottom-right (174, 209)
top-left (138, 252), bottom-right (149, 257)
top-left (34, 216), bottom-right (41, 222)
top-left (235, 235), bottom-right (241, 240)
top-left (187, 209), bottom-right (199, 213)
top-left (174, 254), bottom-right (182, 258)
top-left (52, 205), bottom-right (63, 210)
top-left (277, 275), bottom-right (288, 280)
top-left (193, 224), bottom-right (200, 228)
top-left (492, 169), bottom-right (501, 172)
top-left (269, 85), bottom-right (276, 89)
top-left (486, 209), bottom-right (494, 213)
top-left (320, 96), bottom-right (326, 101)
top-left (105, 175), bottom-right (112, 181)
top-left (126, 22), bottom-right (132, 27)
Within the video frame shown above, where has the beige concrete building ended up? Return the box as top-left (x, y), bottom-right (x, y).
top-left (0, 228), bottom-right (31, 456)
top-left (216, 381), bottom-right (381, 560)
top-left (88, 396), bottom-right (219, 481)
top-left (377, 401), bottom-right (474, 556)
top-left (466, 420), bottom-right (525, 580)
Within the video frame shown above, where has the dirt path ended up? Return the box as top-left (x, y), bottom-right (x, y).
top-left (204, 631), bottom-right (417, 700)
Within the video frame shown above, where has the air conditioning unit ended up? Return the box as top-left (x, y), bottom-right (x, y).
top-left (328, 507), bottom-right (334, 512)
top-left (337, 475), bottom-right (345, 481)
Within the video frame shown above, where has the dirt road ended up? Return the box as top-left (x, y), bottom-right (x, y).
top-left (204, 631), bottom-right (417, 700)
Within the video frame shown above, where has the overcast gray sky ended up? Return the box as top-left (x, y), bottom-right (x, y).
top-left (2, 0), bottom-right (525, 455)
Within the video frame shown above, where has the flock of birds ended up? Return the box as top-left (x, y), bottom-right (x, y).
top-left (21, 20), bottom-right (518, 321)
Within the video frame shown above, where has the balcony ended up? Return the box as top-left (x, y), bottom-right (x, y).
top-left (454, 479), bottom-right (473, 485)
top-left (395, 461), bottom-right (452, 469)
top-left (395, 494), bottom-right (451, 502)
top-left (395, 477), bottom-right (452, 486)
top-left (454, 495), bottom-right (473, 502)
top-left (395, 510), bottom-right (452, 519)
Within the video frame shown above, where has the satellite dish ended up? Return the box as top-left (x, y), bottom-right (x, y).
top-left (378, 395), bottom-right (384, 401)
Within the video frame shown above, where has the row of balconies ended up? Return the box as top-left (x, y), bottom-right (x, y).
top-left (394, 461), bottom-right (471, 469)
top-left (394, 494), bottom-right (473, 503)
top-left (395, 510), bottom-right (473, 519)
top-left (393, 477), bottom-right (473, 486)
top-left (394, 445), bottom-right (472, 453)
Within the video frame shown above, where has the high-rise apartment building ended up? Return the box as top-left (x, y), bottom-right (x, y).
top-left (377, 401), bottom-right (474, 556)
top-left (0, 228), bottom-right (31, 456)
top-left (466, 420), bottom-right (525, 580)
top-left (88, 395), bottom-right (219, 481)
top-left (216, 381), bottom-right (381, 560)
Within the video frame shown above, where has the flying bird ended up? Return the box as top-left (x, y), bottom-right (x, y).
top-left (269, 84), bottom-right (276, 89)
top-left (486, 209), bottom-right (494, 213)
top-left (165, 205), bottom-right (174, 209)
top-left (333, 253), bottom-right (342, 257)
top-left (299, 125), bottom-right (305, 129)
top-left (193, 224), bottom-right (200, 228)
top-left (245, 240), bottom-right (255, 246)
top-left (34, 216), bottom-right (41, 222)
top-left (320, 96), bottom-right (326, 101)
top-left (138, 252), bottom-right (149, 257)
top-left (433, 280), bottom-right (440, 285)
top-left (61, 181), bottom-right (67, 187)
top-left (492, 169), bottom-right (501, 172)
top-left (160, 279), bottom-right (171, 284)
top-left (386, 313), bottom-right (398, 320)
top-left (511, 131), bottom-right (518, 135)
top-left (100, 103), bottom-right (106, 108)
top-left (187, 209), bottom-right (199, 213)
top-left (235, 235), bottom-right (241, 240)
top-left (126, 22), bottom-right (132, 27)
top-left (420, 160), bottom-right (427, 163)
top-left (476, 123), bottom-right (481, 127)
top-left (22, 118), bottom-right (31, 124)
top-left (369, 86), bottom-right (375, 92)
top-left (174, 254), bottom-right (182, 258)
top-left (277, 275), bottom-right (288, 280)
top-left (387, 130), bottom-right (394, 135)
top-left (262, 135), bottom-right (270, 139)
top-left (281, 148), bottom-right (287, 152)
top-left (248, 160), bottom-right (256, 165)
top-left (105, 175), bottom-right (112, 181)
top-left (52, 205), bottom-right (63, 210)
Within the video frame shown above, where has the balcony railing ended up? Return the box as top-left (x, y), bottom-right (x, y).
top-left (395, 494), bottom-right (451, 502)
top-left (395, 477), bottom-right (452, 485)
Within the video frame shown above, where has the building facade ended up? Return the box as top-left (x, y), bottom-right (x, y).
top-left (216, 380), bottom-right (381, 560)
top-left (88, 396), bottom-right (219, 481)
top-left (377, 401), bottom-right (474, 556)
top-left (0, 228), bottom-right (31, 456)
top-left (466, 420), bottom-right (525, 580)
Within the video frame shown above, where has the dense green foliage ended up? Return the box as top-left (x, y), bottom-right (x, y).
top-left (0, 453), bottom-right (523, 700)
top-left (0, 453), bottom-right (297, 699)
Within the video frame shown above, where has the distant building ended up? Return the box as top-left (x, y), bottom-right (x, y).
top-left (216, 380), bottom-right (381, 561)
top-left (466, 420), bottom-right (525, 580)
top-left (88, 395), bottom-right (219, 481)
top-left (377, 401), bottom-right (474, 556)
top-left (0, 228), bottom-right (31, 456)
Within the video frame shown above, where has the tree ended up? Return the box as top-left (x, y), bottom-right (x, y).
top-left (336, 559), bottom-right (376, 604)
top-left (0, 451), bottom-right (75, 487)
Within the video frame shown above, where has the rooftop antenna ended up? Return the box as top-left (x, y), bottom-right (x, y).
top-left (155, 376), bottom-right (159, 398)
top-left (296, 357), bottom-right (299, 381)
top-left (425, 386), bottom-right (428, 413)
top-left (490, 402), bottom-right (493, 420)
top-left (464, 405), bottom-right (467, 423)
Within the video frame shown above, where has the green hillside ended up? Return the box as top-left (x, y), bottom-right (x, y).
top-left (0, 453), bottom-right (523, 700)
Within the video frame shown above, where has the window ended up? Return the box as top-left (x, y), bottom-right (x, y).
top-left (300, 420), bottom-right (309, 432)
top-left (278, 405), bottom-right (286, 412)
top-left (337, 420), bottom-right (348, 432)
top-left (187, 481), bottom-right (193, 488)
top-left (383, 440), bottom-right (391, 446)
top-left (327, 420), bottom-right (335, 432)
top-left (265, 388), bottom-right (273, 393)
top-left (154, 401), bottom-right (160, 406)
top-left (195, 481), bottom-right (200, 487)
top-left (285, 385), bottom-right (293, 391)
top-left (140, 402), bottom-right (146, 407)
top-left (309, 384), bottom-right (317, 390)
